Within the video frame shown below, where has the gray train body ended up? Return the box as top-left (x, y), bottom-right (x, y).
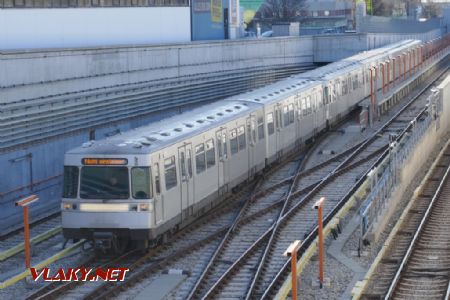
top-left (61, 40), bottom-right (422, 248)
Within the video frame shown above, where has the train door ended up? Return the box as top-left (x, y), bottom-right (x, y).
top-left (216, 129), bottom-right (229, 196)
top-left (323, 84), bottom-right (331, 127)
top-left (153, 161), bottom-right (164, 225)
top-left (246, 115), bottom-right (257, 178)
top-left (178, 144), bottom-right (194, 221)
top-left (275, 103), bottom-right (283, 159)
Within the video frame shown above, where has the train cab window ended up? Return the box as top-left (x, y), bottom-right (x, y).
top-left (267, 113), bottom-right (275, 136)
top-left (195, 144), bottom-right (206, 173)
top-left (63, 166), bottom-right (79, 198)
top-left (164, 156), bottom-right (177, 190)
top-left (154, 163), bottom-right (161, 194)
top-left (80, 167), bottom-right (129, 199)
top-left (283, 106), bottom-right (290, 127)
top-left (131, 167), bottom-right (151, 199)
top-left (288, 104), bottom-right (294, 124)
top-left (238, 126), bottom-right (246, 151)
top-left (230, 129), bottom-right (238, 155)
top-left (205, 139), bottom-right (216, 168)
top-left (187, 149), bottom-right (193, 178)
top-left (258, 117), bottom-right (264, 140)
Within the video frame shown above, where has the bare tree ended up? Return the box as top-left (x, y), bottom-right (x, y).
top-left (256, 0), bottom-right (307, 21)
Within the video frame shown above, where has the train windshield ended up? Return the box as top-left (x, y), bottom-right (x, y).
top-left (80, 167), bottom-right (129, 199)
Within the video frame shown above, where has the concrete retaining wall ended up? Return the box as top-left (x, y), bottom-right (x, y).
top-left (369, 74), bottom-right (450, 242)
top-left (313, 29), bottom-right (442, 62)
top-left (0, 36), bottom-right (314, 103)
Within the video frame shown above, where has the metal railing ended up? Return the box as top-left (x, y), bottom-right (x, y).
top-left (359, 91), bottom-right (440, 239)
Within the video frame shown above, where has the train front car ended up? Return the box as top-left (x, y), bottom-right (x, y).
top-left (62, 145), bottom-right (155, 253)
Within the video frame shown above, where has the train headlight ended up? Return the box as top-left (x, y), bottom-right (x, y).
top-left (139, 203), bottom-right (153, 212)
top-left (62, 203), bottom-right (78, 210)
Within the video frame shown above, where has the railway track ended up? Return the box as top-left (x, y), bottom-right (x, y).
top-left (0, 216), bottom-right (64, 276)
top-left (182, 61), bottom-right (450, 299)
top-left (359, 142), bottom-right (450, 300)
top-left (385, 151), bottom-right (450, 299)
top-left (259, 59), bottom-right (450, 300)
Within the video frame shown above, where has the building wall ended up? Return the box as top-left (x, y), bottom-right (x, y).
top-left (0, 7), bottom-right (191, 50)
top-left (191, 0), bottom-right (229, 40)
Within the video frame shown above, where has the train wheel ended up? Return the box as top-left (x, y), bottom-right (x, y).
top-left (113, 237), bottom-right (129, 254)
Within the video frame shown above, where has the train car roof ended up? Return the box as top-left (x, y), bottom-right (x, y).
top-left (67, 100), bottom-right (262, 155)
top-left (224, 77), bottom-right (322, 105)
top-left (295, 39), bottom-right (421, 80)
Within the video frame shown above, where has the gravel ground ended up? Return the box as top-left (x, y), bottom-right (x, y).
top-left (294, 132), bottom-right (450, 300)
top-left (0, 242), bottom-right (95, 300)
top-left (293, 235), bottom-right (354, 300)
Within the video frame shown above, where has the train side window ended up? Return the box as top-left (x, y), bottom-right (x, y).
top-left (187, 149), bottom-right (193, 178)
top-left (288, 104), bottom-right (294, 124)
top-left (164, 156), bottom-right (177, 190)
top-left (238, 126), bottom-right (246, 151)
top-left (154, 163), bottom-right (161, 195)
top-left (306, 96), bottom-right (312, 114)
top-left (230, 129), bottom-right (238, 155)
top-left (217, 132), bottom-right (223, 159)
top-left (323, 87), bottom-right (329, 105)
top-left (317, 93), bottom-right (322, 108)
top-left (131, 167), bottom-right (151, 199)
top-left (195, 143), bottom-right (206, 173)
top-left (205, 139), bottom-right (216, 168)
top-left (222, 133), bottom-right (228, 159)
top-left (267, 113), bottom-right (275, 135)
top-left (258, 117), bottom-right (264, 140)
top-left (301, 98), bottom-right (307, 116)
top-left (180, 151), bottom-right (187, 178)
top-left (283, 106), bottom-right (289, 127)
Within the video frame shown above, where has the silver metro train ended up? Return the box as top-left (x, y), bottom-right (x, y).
top-left (61, 39), bottom-right (423, 251)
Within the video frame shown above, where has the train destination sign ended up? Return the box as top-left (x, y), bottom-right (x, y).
top-left (82, 158), bottom-right (128, 165)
